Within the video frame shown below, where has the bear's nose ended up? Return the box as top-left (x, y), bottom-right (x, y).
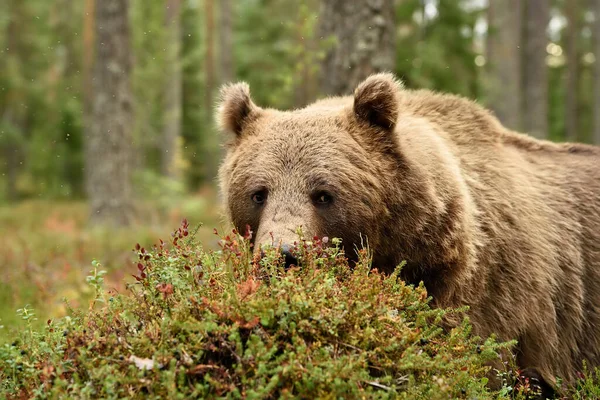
top-left (280, 244), bottom-right (298, 269)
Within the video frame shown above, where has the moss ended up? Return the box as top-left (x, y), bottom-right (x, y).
top-left (0, 220), bottom-right (561, 399)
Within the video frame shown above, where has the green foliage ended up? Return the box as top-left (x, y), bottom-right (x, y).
top-left (1, 222), bottom-right (519, 399)
top-left (395, 0), bottom-right (484, 98)
top-left (130, 0), bottom-right (171, 176)
top-left (571, 363), bottom-right (600, 399)
top-left (0, 198), bottom-right (222, 344)
top-left (181, 0), bottom-right (220, 188)
top-left (2, 1), bottom-right (599, 202)
top-left (234, 0), bottom-right (302, 108)
top-left (86, 260), bottom-right (108, 305)
top-left (0, 0), bottom-right (86, 200)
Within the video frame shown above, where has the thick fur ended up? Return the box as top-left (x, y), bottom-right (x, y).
top-left (217, 73), bottom-right (600, 387)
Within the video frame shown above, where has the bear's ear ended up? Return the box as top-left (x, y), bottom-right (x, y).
top-left (216, 82), bottom-right (260, 137)
top-left (353, 72), bottom-right (402, 130)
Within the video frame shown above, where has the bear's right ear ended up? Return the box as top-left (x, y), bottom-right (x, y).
top-left (216, 82), bottom-right (260, 137)
top-left (353, 73), bottom-right (402, 131)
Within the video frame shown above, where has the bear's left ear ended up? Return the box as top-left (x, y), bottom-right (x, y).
top-left (216, 82), bottom-right (261, 138)
top-left (353, 72), bottom-right (402, 131)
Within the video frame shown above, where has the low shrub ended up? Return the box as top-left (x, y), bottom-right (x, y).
top-left (0, 220), bottom-right (558, 399)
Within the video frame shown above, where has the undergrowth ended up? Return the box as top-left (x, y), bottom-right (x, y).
top-left (1, 220), bottom-right (597, 399)
top-left (0, 195), bottom-right (221, 343)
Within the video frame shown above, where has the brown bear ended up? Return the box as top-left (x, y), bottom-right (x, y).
top-left (216, 72), bottom-right (600, 391)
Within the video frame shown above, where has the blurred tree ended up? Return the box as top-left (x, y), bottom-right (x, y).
top-left (318, 0), bottom-right (396, 95)
top-left (162, 0), bottom-right (182, 180)
top-left (83, 0), bottom-right (94, 123)
top-left (0, 0), bottom-right (58, 200)
top-left (487, 0), bottom-right (523, 130)
top-left (565, 0), bottom-right (580, 141)
top-left (1, 0), bottom-right (27, 201)
top-left (131, 0), bottom-right (168, 177)
top-left (395, 0), bottom-right (483, 99)
top-left (292, 2), bottom-right (322, 106)
top-left (203, 0), bottom-right (219, 182)
top-left (218, 0), bottom-right (234, 84)
top-left (205, 0), bottom-right (215, 118)
top-left (181, 1), bottom-right (207, 188)
top-left (213, 0), bottom-right (234, 179)
top-left (524, 0), bottom-right (550, 139)
top-left (86, 0), bottom-right (135, 226)
top-left (2, 0), bottom-right (599, 204)
top-left (234, 0), bottom-right (324, 109)
top-left (50, 0), bottom-right (85, 197)
top-left (595, 0), bottom-right (600, 145)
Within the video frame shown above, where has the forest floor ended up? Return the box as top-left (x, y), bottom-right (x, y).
top-left (0, 188), bottom-right (223, 343)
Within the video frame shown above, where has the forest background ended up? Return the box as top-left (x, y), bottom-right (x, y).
top-left (0, 0), bottom-right (599, 339)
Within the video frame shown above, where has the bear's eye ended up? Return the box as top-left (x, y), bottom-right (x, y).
top-left (313, 191), bottom-right (333, 206)
top-left (251, 190), bottom-right (267, 205)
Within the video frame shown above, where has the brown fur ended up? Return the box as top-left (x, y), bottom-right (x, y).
top-left (217, 73), bottom-right (600, 387)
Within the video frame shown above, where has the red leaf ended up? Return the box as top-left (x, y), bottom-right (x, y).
top-left (156, 283), bottom-right (174, 299)
top-left (237, 278), bottom-right (261, 300)
top-left (237, 316), bottom-right (260, 329)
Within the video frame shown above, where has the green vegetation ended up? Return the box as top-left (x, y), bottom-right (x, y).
top-left (2, 0), bottom-right (599, 397)
top-left (0, 192), bottom-right (222, 343)
top-left (2, 1), bottom-right (599, 203)
top-left (6, 220), bottom-right (597, 399)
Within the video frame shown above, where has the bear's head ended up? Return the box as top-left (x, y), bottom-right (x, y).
top-left (216, 73), bottom-right (461, 271)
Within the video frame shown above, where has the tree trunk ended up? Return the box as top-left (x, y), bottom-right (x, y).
top-left (4, 145), bottom-right (18, 201)
top-left (218, 0), bottom-right (234, 84)
top-left (203, 0), bottom-right (219, 182)
top-left (487, 0), bottom-right (523, 131)
top-left (83, 0), bottom-right (94, 198)
top-left (294, 6), bottom-right (318, 107)
top-left (523, 0), bottom-right (549, 139)
top-left (86, 0), bottom-right (135, 227)
top-left (1, 106), bottom-right (20, 201)
top-left (162, 0), bottom-right (182, 179)
top-left (205, 0), bottom-right (215, 114)
top-left (83, 0), bottom-right (94, 119)
top-left (594, 0), bottom-right (600, 145)
top-left (3, 0), bottom-right (24, 202)
top-left (565, 0), bottom-right (579, 142)
top-left (318, 0), bottom-right (396, 96)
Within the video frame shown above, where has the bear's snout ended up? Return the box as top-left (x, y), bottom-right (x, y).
top-left (280, 244), bottom-right (298, 269)
top-left (259, 243), bottom-right (299, 269)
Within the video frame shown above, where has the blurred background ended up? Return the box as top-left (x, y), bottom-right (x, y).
top-left (0, 0), bottom-right (599, 340)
